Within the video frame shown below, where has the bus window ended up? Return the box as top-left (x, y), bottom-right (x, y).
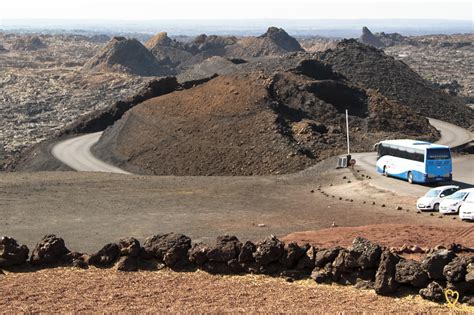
top-left (426, 149), bottom-right (451, 160)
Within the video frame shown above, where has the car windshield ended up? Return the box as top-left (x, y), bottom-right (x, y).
top-left (446, 191), bottom-right (467, 200)
top-left (424, 189), bottom-right (441, 197)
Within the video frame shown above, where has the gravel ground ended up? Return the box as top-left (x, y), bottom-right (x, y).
top-left (2, 160), bottom-right (472, 253)
top-left (0, 268), bottom-right (462, 313)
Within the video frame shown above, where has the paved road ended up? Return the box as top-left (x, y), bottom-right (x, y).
top-left (51, 132), bottom-right (130, 174)
top-left (352, 118), bottom-right (474, 196)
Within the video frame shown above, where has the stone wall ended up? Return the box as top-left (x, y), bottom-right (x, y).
top-left (1, 234), bottom-right (473, 305)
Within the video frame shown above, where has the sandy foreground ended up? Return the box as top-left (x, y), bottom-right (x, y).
top-left (1, 268), bottom-right (466, 313)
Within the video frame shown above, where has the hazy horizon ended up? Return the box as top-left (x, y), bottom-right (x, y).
top-left (1, 18), bottom-right (472, 38)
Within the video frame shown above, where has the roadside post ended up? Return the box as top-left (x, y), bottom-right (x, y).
top-left (345, 109), bottom-right (351, 167)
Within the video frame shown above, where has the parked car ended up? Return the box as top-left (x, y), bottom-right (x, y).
top-left (416, 185), bottom-right (460, 211)
top-left (459, 191), bottom-right (474, 221)
top-left (439, 188), bottom-right (474, 214)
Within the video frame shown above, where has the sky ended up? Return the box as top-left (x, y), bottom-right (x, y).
top-left (0, 0), bottom-right (472, 21)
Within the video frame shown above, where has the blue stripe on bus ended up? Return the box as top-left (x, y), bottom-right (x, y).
top-left (375, 168), bottom-right (443, 183)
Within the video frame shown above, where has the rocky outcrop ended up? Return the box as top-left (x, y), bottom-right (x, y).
top-left (359, 27), bottom-right (385, 48)
top-left (142, 233), bottom-right (192, 268)
top-left (443, 257), bottom-right (468, 283)
top-left (419, 281), bottom-right (445, 302)
top-left (0, 237), bottom-right (29, 267)
top-left (317, 39), bottom-right (474, 128)
top-left (83, 37), bottom-right (168, 76)
top-left (227, 27), bottom-right (304, 58)
top-left (12, 36), bottom-right (47, 51)
top-left (395, 259), bottom-right (429, 288)
top-left (421, 249), bottom-right (456, 280)
top-left (30, 234), bottom-right (70, 265)
top-left (253, 236), bottom-right (285, 266)
top-left (118, 237), bottom-right (141, 257)
top-left (374, 250), bottom-right (400, 295)
top-left (89, 243), bottom-right (121, 267)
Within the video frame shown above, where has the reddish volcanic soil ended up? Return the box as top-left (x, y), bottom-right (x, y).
top-left (283, 224), bottom-right (474, 249)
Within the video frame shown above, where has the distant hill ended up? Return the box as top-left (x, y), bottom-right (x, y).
top-left (83, 37), bottom-right (169, 76)
top-left (226, 27), bottom-right (304, 58)
top-left (316, 39), bottom-right (474, 128)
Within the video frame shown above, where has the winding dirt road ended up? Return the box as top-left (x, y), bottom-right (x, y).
top-left (51, 132), bottom-right (130, 174)
top-left (51, 118), bottom-right (473, 197)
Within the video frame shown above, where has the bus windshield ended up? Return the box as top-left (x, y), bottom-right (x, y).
top-left (426, 149), bottom-right (451, 160)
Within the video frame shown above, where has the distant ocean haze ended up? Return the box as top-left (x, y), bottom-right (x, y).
top-left (0, 19), bottom-right (472, 38)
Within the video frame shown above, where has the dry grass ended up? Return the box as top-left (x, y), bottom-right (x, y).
top-left (0, 267), bottom-right (467, 313)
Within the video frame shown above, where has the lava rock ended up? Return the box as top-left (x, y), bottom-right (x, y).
top-left (462, 295), bottom-right (474, 306)
top-left (314, 247), bottom-right (341, 268)
top-left (349, 237), bottom-right (382, 269)
top-left (279, 242), bottom-right (307, 268)
top-left (443, 257), bottom-right (468, 283)
top-left (466, 261), bottom-right (474, 283)
top-left (0, 236), bottom-right (29, 267)
top-left (89, 243), bottom-right (121, 267)
top-left (238, 241), bottom-right (256, 263)
top-left (253, 236), bottom-right (284, 266)
top-left (311, 263), bottom-right (339, 284)
top-left (118, 237), bottom-right (141, 257)
top-left (203, 261), bottom-right (231, 274)
top-left (421, 249), bottom-right (456, 280)
top-left (30, 234), bottom-right (70, 265)
top-left (419, 281), bottom-right (445, 302)
top-left (227, 258), bottom-right (245, 274)
top-left (142, 233), bottom-right (192, 267)
top-left (295, 246), bottom-right (316, 270)
top-left (395, 259), bottom-right (429, 288)
top-left (374, 249), bottom-right (400, 295)
top-left (72, 259), bottom-right (89, 269)
top-left (116, 256), bottom-right (139, 272)
top-left (188, 243), bottom-right (210, 266)
top-left (207, 235), bottom-right (242, 263)
top-left (447, 281), bottom-right (474, 297)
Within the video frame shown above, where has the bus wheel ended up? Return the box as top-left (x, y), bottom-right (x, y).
top-left (383, 166), bottom-right (388, 176)
top-left (407, 172), bottom-right (414, 184)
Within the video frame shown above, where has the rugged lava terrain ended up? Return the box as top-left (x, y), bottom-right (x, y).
top-left (0, 33), bottom-right (149, 165)
top-left (1, 28), bottom-right (473, 171)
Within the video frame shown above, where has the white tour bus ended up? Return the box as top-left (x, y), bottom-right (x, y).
top-left (375, 140), bottom-right (453, 184)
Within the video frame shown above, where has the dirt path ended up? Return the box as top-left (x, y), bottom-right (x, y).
top-left (0, 268), bottom-right (460, 313)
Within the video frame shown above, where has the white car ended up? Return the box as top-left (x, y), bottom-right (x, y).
top-left (439, 188), bottom-right (474, 214)
top-left (416, 185), bottom-right (460, 211)
top-left (459, 192), bottom-right (474, 221)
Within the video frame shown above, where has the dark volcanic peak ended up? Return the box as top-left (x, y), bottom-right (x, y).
top-left (94, 65), bottom-right (437, 176)
top-left (226, 27), bottom-right (304, 58)
top-left (12, 36), bottom-right (47, 51)
top-left (359, 27), bottom-right (385, 48)
top-left (145, 32), bottom-right (174, 49)
top-left (317, 39), bottom-right (474, 128)
top-left (259, 26), bottom-right (304, 52)
top-left (83, 36), bottom-right (169, 76)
